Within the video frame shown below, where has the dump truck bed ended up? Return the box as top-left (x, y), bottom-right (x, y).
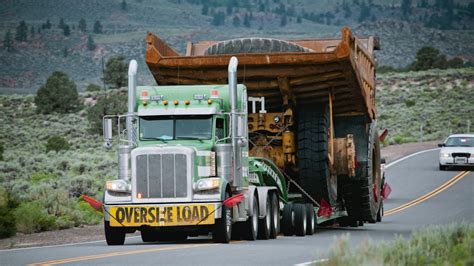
top-left (145, 27), bottom-right (379, 119)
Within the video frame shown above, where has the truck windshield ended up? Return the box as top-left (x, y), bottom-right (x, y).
top-left (139, 115), bottom-right (212, 141)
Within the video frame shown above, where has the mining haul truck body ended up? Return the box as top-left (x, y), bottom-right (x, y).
top-left (102, 27), bottom-right (383, 245)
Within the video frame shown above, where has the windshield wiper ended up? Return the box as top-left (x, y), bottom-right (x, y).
top-left (176, 136), bottom-right (207, 142)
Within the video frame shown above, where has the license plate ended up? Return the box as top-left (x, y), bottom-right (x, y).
top-left (109, 204), bottom-right (215, 227)
top-left (455, 158), bottom-right (467, 164)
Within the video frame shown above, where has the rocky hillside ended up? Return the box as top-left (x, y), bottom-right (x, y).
top-left (0, 0), bottom-right (473, 94)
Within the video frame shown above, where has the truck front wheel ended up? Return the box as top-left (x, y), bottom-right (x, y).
top-left (104, 221), bottom-right (125, 246)
top-left (212, 192), bottom-right (232, 243)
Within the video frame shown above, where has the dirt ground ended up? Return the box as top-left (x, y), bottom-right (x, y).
top-left (0, 141), bottom-right (441, 250)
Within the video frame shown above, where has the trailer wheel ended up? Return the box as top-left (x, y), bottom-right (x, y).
top-left (104, 221), bottom-right (125, 246)
top-left (258, 195), bottom-right (271, 240)
top-left (213, 192), bottom-right (233, 243)
top-left (281, 203), bottom-right (294, 236)
top-left (269, 192), bottom-right (280, 239)
top-left (297, 104), bottom-right (335, 203)
top-left (293, 203), bottom-right (307, 237)
top-left (243, 194), bottom-right (259, 241)
top-left (305, 204), bottom-right (315, 235)
top-left (204, 38), bottom-right (312, 55)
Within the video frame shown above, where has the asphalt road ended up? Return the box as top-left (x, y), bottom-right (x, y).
top-left (1, 149), bottom-right (473, 266)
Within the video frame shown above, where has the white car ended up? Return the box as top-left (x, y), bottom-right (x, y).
top-left (438, 134), bottom-right (474, 170)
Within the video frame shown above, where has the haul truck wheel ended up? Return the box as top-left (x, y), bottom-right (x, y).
top-left (243, 194), bottom-right (259, 241)
top-left (293, 203), bottom-right (307, 237)
top-left (297, 105), bottom-right (334, 203)
top-left (204, 38), bottom-right (311, 55)
top-left (269, 192), bottom-right (280, 239)
top-left (104, 221), bottom-right (125, 246)
top-left (213, 192), bottom-right (232, 243)
top-left (362, 129), bottom-right (382, 223)
top-left (258, 195), bottom-right (271, 240)
top-left (305, 203), bottom-right (315, 235)
top-left (281, 203), bottom-right (294, 236)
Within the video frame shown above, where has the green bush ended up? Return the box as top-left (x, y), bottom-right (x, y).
top-left (86, 83), bottom-right (102, 92)
top-left (0, 188), bottom-right (17, 238)
top-left (45, 136), bottom-right (70, 152)
top-left (14, 201), bottom-right (57, 234)
top-left (86, 92), bottom-right (127, 134)
top-left (34, 71), bottom-right (80, 114)
top-left (31, 172), bottom-right (59, 184)
top-left (0, 142), bottom-right (4, 161)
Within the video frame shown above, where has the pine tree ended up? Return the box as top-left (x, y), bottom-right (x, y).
top-left (232, 15), bottom-right (241, 27)
top-left (297, 16), bottom-right (302, 23)
top-left (104, 56), bottom-right (128, 89)
top-left (401, 0), bottom-right (412, 17)
top-left (63, 24), bottom-right (70, 36)
top-left (201, 4), bottom-right (209, 15)
top-left (58, 18), bottom-right (65, 29)
top-left (78, 18), bottom-right (87, 33)
top-left (35, 71), bottom-right (80, 114)
top-left (121, 0), bottom-right (127, 10)
top-left (243, 13), bottom-right (251, 27)
top-left (15, 21), bottom-right (28, 42)
top-left (30, 26), bottom-right (35, 38)
top-left (46, 19), bottom-right (52, 29)
top-left (3, 30), bottom-right (13, 52)
top-left (93, 21), bottom-right (103, 34)
top-left (280, 15), bottom-right (287, 27)
top-left (63, 47), bottom-right (68, 57)
top-left (87, 35), bottom-right (96, 51)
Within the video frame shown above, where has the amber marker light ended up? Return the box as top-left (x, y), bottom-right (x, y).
top-left (137, 192), bottom-right (143, 199)
top-left (174, 100), bottom-right (179, 105)
top-left (207, 99), bottom-right (213, 104)
top-left (163, 100), bottom-right (168, 105)
top-left (184, 100), bottom-right (190, 105)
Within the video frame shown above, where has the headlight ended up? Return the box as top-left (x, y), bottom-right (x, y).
top-left (106, 180), bottom-right (131, 193)
top-left (194, 178), bottom-right (220, 191)
top-left (440, 152), bottom-right (450, 158)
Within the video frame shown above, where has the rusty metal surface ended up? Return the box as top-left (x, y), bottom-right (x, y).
top-left (145, 27), bottom-right (378, 119)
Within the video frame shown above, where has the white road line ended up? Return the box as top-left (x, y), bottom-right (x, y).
top-left (294, 258), bottom-right (329, 266)
top-left (0, 236), bottom-right (140, 252)
top-left (385, 148), bottom-right (440, 169)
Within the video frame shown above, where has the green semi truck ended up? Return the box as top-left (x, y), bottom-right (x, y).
top-left (102, 28), bottom-right (384, 245)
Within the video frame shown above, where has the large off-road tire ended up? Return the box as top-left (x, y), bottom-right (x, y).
top-left (258, 195), bottom-right (271, 240)
top-left (281, 203), bottom-right (294, 236)
top-left (104, 221), bottom-right (125, 246)
top-left (269, 192), bottom-right (280, 239)
top-left (297, 105), bottom-right (335, 203)
top-left (213, 192), bottom-right (233, 243)
top-left (293, 203), bottom-right (307, 237)
top-left (204, 38), bottom-right (312, 55)
top-left (243, 194), bottom-right (259, 241)
top-left (341, 127), bottom-right (382, 223)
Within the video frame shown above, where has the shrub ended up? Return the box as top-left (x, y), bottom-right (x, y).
top-left (104, 56), bottom-right (128, 89)
top-left (0, 142), bottom-right (3, 161)
top-left (14, 201), bottom-right (57, 233)
top-left (0, 188), bottom-right (17, 238)
top-left (86, 93), bottom-right (127, 134)
top-left (45, 136), bottom-right (70, 152)
top-left (404, 99), bottom-right (416, 107)
top-left (35, 71), bottom-right (80, 114)
top-left (86, 83), bottom-right (101, 92)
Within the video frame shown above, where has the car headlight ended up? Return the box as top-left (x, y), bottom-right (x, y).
top-left (106, 180), bottom-right (131, 193)
top-left (440, 152), bottom-right (450, 158)
top-left (194, 178), bottom-right (220, 191)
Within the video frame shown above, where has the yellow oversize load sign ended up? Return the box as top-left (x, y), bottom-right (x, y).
top-left (109, 204), bottom-right (215, 227)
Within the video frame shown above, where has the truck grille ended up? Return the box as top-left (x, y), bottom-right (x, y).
top-left (135, 153), bottom-right (188, 199)
top-left (452, 153), bottom-right (470, 158)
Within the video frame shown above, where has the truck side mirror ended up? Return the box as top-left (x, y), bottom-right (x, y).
top-left (103, 118), bottom-right (113, 149)
top-left (381, 158), bottom-right (386, 164)
top-left (437, 143), bottom-right (445, 147)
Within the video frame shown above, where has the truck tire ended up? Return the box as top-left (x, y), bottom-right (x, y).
top-left (141, 229), bottom-right (157, 243)
top-left (297, 105), bottom-right (334, 203)
top-left (341, 127), bottom-right (382, 223)
top-left (104, 221), bottom-right (125, 246)
top-left (204, 38), bottom-right (312, 55)
top-left (243, 194), bottom-right (259, 241)
top-left (305, 203), bottom-right (315, 235)
top-left (213, 192), bottom-right (233, 243)
top-left (281, 203), bottom-right (294, 236)
top-left (293, 203), bottom-right (307, 237)
top-left (269, 192), bottom-right (280, 239)
top-left (258, 195), bottom-right (271, 240)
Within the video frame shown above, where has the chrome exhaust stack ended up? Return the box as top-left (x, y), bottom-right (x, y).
top-left (228, 56), bottom-right (243, 187)
top-left (127, 60), bottom-right (138, 144)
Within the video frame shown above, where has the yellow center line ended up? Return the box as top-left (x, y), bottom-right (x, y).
top-left (385, 171), bottom-right (470, 216)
